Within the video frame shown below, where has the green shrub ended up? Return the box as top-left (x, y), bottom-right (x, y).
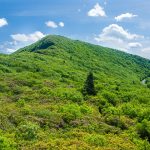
top-left (16, 99), bottom-right (25, 107)
top-left (105, 115), bottom-right (134, 130)
top-left (102, 92), bottom-right (118, 106)
top-left (84, 134), bottom-right (107, 146)
top-left (59, 104), bottom-right (93, 123)
top-left (11, 85), bottom-right (23, 95)
top-left (59, 104), bottom-right (82, 123)
top-left (80, 105), bottom-right (93, 115)
top-left (0, 84), bottom-right (9, 93)
top-left (138, 109), bottom-right (150, 122)
top-left (0, 136), bottom-right (16, 150)
top-left (20, 107), bottom-right (32, 115)
top-left (122, 103), bottom-right (138, 118)
top-left (137, 119), bottom-right (150, 141)
top-left (58, 88), bottom-right (83, 102)
top-left (40, 87), bottom-right (52, 95)
top-left (102, 106), bottom-right (120, 115)
top-left (16, 123), bottom-right (39, 141)
top-left (34, 109), bottom-right (63, 128)
top-left (35, 109), bottom-right (51, 118)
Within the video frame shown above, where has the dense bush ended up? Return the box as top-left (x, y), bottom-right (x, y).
top-left (105, 115), bottom-right (134, 130)
top-left (16, 123), bottom-right (39, 141)
top-left (137, 119), bottom-right (150, 141)
top-left (59, 104), bottom-right (92, 123)
top-left (102, 92), bottom-right (119, 106)
top-left (16, 99), bottom-right (25, 107)
top-left (0, 134), bottom-right (16, 150)
top-left (84, 134), bottom-right (107, 146)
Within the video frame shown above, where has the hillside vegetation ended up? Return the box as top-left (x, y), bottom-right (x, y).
top-left (0, 35), bottom-right (150, 149)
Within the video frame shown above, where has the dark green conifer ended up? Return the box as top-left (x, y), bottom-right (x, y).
top-left (83, 71), bottom-right (96, 96)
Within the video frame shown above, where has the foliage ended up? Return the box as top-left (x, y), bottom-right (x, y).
top-left (83, 72), bottom-right (96, 96)
top-left (84, 134), bottom-right (107, 146)
top-left (137, 119), bottom-right (150, 141)
top-left (16, 123), bottom-right (39, 141)
top-left (0, 35), bottom-right (150, 149)
top-left (0, 136), bottom-right (14, 150)
top-left (16, 99), bottom-right (25, 107)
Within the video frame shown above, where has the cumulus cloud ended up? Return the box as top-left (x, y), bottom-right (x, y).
top-left (0, 18), bottom-right (8, 27)
top-left (88, 3), bottom-right (106, 17)
top-left (94, 24), bottom-right (150, 59)
top-left (0, 31), bottom-right (46, 53)
top-left (59, 22), bottom-right (64, 27)
top-left (45, 21), bottom-right (65, 28)
top-left (95, 24), bottom-right (144, 53)
top-left (128, 42), bottom-right (142, 49)
top-left (45, 21), bottom-right (58, 28)
top-left (11, 31), bottom-right (45, 42)
top-left (95, 24), bottom-right (142, 42)
top-left (0, 41), bottom-right (18, 53)
top-left (115, 13), bottom-right (137, 22)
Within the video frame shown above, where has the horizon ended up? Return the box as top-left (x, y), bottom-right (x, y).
top-left (0, 0), bottom-right (150, 59)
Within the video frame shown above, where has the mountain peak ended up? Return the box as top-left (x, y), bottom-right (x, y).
top-left (17, 35), bottom-right (73, 53)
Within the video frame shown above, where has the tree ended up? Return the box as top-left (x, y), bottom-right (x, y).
top-left (83, 71), bottom-right (96, 96)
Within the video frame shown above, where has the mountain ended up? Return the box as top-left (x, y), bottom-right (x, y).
top-left (0, 35), bottom-right (150, 149)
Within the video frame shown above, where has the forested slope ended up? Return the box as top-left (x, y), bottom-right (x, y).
top-left (0, 35), bottom-right (150, 149)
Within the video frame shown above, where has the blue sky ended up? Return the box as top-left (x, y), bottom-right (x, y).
top-left (0, 0), bottom-right (150, 58)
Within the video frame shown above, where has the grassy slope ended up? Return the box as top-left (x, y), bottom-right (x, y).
top-left (0, 35), bottom-right (150, 149)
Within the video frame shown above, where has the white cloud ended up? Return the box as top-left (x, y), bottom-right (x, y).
top-left (88, 3), bottom-right (106, 17)
top-left (95, 24), bottom-right (144, 53)
top-left (128, 42), bottom-right (142, 49)
top-left (142, 47), bottom-right (150, 52)
top-left (45, 21), bottom-right (65, 28)
top-left (138, 47), bottom-right (150, 59)
top-left (94, 24), bottom-right (150, 59)
top-left (6, 48), bottom-right (16, 53)
top-left (0, 31), bottom-right (46, 53)
top-left (59, 22), bottom-right (64, 27)
top-left (45, 21), bottom-right (58, 28)
top-left (11, 31), bottom-right (45, 42)
top-left (115, 13), bottom-right (137, 22)
top-left (95, 24), bottom-right (142, 42)
top-left (0, 41), bottom-right (19, 53)
top-left (0, 18), bottom-right (8, 27)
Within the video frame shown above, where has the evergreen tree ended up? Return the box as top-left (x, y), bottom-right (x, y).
top-left (83, 71), bottom-right (96, 96)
